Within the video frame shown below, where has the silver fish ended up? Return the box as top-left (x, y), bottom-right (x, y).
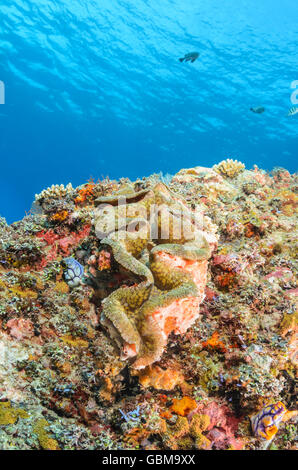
top-left (179, 52), bottom-right (199, 63)
top-left (287, 106), bottom-right (298, 116)
top-left (250, 107), bottom-right (265, 114)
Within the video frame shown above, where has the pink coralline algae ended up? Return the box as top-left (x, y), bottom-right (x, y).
top-left (36, 224), bottom-right (91, 268)
top-left (199, 402), bottom-right (244, 450)
top-left (6, 318), bottom-right (34, 340)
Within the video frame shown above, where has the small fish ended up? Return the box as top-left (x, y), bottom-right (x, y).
top-left (250, 107), bottom-right (265, 114)
top-left (179, 52), bottom-right (199, 63)
top-left (62, 257), bottom-right (84, 288)
top-left (287, 106), bottom-right (298, 116)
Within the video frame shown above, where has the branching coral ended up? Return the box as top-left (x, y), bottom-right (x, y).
top-left (213, 159), bottom-right (245, 178)
top-left (35, 183), bottom-right (74, 203)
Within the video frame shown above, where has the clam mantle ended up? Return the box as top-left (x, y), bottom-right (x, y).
top-left (93, 183), bottom-right (218, 369)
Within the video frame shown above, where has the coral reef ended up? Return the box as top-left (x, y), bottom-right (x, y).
top-left (0, 164), bottom-right (297, 450)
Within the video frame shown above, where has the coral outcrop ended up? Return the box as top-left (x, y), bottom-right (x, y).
top-left (0, 164), bottom-right (297, 450)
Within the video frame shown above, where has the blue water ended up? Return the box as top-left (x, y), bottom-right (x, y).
top-left (0, 0), bottom-right (297, 223)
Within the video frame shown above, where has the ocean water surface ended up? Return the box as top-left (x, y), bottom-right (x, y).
top-left (0, 0), bottom-right (297, 223)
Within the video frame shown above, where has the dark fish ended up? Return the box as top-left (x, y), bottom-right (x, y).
top-left (287, 106), bottom-right (298, 116)
top-left (250, 107), bottom-right (265, 114)
top-left (179, 52), bottom-right (199, 63)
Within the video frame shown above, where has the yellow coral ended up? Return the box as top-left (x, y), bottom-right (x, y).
top-left (60, 334), bottom-right (89, 348)
top-left (55, 281), bottom-right (70, 294)
top-left (190, 413), bottom-right (211, 450)
top-left (161, 416), bottom-right (189, 449)
top-left (161, 412), bottom-right (211, 450)
top-left (9, 286), bottom-right (38, 299)
top-left (189, 413), bottom-right (210, 436)
top-left (165, 416), bottom-right (189, 438)
top-left (123, 427), bottom-right (151, 447)
top-left (0, 402), bottom-right (29, 426)
top-left (195, 433), bottom-right (211, 450)
top-left (55, 361), bottom-right (72, 375)
top-left (280, 310), bottom-right (298, 337)
top-left (213, 159), bottom-right (245, 178)
top-left (33, 419), bottom-right (60, 450)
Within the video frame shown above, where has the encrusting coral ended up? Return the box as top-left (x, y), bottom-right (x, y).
top-left (0, 402), bottom-right (29, 426)
top-left (33, 418), bottom-right (60, 450)
top-left (134, 364), bottom-right (184, 390)
top-left (0, 162), bottom-right (297, 450)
